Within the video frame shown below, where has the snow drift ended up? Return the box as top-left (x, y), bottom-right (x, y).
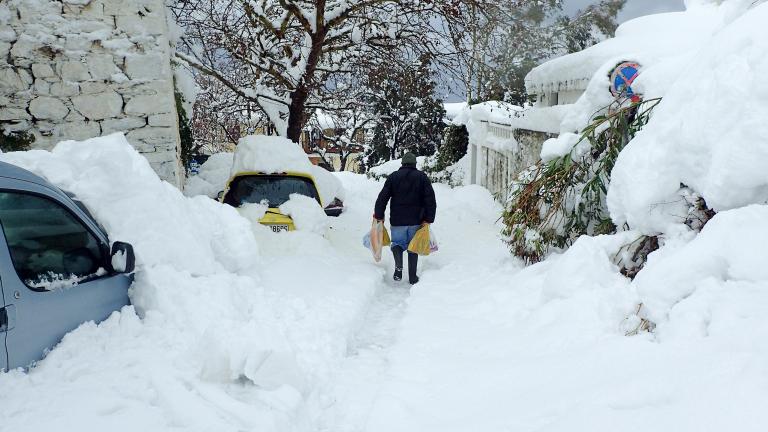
top-left (184, 152), bottom-right (234, 198)
top-left (0, 133), bottom-right (381, 431)
top-left (608, 2), bottom-right (768, 234)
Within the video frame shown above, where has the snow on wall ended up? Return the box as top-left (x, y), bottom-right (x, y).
top-left (0, 0), bottom-right (182, 186)
top-left (453, 102), bottom-right (565, 199)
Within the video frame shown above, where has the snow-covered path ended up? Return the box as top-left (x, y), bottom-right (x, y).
top-left (313, 176), bottom-right (512, 432)
top-left (312, 279), bottom-right (410, 432)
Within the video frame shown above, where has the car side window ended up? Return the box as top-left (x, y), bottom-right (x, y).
top-left (0, 192), bottom-right (106, 290)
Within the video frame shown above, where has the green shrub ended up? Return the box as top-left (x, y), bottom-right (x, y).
top-left (424, 124), bottom-right (469, 186)
top-left (0, 130), bottom-right (34, 152)
top-left (501, 99), bottom-right (661, 263)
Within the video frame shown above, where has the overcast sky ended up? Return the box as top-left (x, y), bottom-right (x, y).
top-left (565, 0), bottom-right (685, 22)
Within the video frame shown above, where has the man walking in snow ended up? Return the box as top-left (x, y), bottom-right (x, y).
top-left (374, 152), bottom-right (437, 284)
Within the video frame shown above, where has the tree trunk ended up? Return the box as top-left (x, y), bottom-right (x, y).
top-left (339, 152), bottom-right (348, 172)
top-left (286, 88), bottom-right (308, 142)
top-left (285, 11), bottom-right (327, 143)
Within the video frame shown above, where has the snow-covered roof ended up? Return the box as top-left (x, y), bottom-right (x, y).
top-left (525, 7), bottom-right (724, 95)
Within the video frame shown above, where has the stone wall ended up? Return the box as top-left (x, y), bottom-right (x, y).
top-left (0, 0), bottom-right (182, 186)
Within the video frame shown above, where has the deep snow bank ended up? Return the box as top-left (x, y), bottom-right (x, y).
top-left (0, 133), bottom-right (381, 432)
top-left (365, 222), bottom-right (768, 431)
top-left (608, 2), bottom-right (768, 233)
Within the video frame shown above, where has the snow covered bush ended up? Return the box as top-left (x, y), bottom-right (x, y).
top-left (502, 98), bottom-right (660, 263)
top-left (424, 124), bottom-right (470, 187)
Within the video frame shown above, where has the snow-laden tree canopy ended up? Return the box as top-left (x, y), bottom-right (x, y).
top-left (173, 0), bottom-right (441, 142)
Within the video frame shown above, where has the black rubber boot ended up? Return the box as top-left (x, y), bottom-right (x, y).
top-left (392, 246), bottom-right (404, 281)
top-left (408, 252), bottom-right (419, 285)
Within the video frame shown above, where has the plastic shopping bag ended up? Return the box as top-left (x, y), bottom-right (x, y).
top-left (363, 220), bottom-right (391, 262)
top-left (408, 224), bottom-right (439, 256)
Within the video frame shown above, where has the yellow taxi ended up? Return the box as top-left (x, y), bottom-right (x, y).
top-left (220, 171), bottom-right (323, 232)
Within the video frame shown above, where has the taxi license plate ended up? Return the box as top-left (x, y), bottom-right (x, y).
top-left (270, 224), bottom-right (289, 233)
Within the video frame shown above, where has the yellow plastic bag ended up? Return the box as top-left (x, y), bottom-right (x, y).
top-left (367, 220), bottom-right (391, 262)
top-left (383, 225), bottom-right (391, 247)
top-left (408, 224), bottom-right (437, 256)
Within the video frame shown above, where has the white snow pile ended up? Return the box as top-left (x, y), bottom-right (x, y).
top-left (368, 156), bottom-right (427, 179)
top-left (548, 0), bottom-right (756, 139)
top-left (279, 194), bottom-right (329, 234)
top-left (609, 1), bottom-right (768, 234)
top-left (232, 135), bottom-right (313, 175)
top-left (184, 152), bottom-right (234, 198)
top-left (0, 133), bottom-right (382, 431)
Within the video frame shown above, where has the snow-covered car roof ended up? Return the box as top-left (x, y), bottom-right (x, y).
top-left (231, 135), bottom-right (314, 176)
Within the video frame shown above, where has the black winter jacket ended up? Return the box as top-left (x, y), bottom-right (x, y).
top-left (374, 166), bottom-right (437, 226)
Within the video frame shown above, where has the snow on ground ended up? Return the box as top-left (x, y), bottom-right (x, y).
top-left (3, 5), bottom-right (768, 428)
top-left (0, 134), bottom-right (384, 431)
top-left (315, 180), bottom-right (509, 432)
top-left (0, 134), bottom-right (506, 432)
top-left (363, 220), bottom-right (768, 431)
top-left (2, 129), bottom-right (768, 430)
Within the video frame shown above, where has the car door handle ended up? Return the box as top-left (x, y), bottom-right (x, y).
top-left (0, 307), bottom-right (7, 332)
top-left (0, 305), bottom-right (15, 332)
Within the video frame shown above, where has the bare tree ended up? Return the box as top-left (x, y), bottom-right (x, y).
top-left (435, 0), bottom-right (562, 103)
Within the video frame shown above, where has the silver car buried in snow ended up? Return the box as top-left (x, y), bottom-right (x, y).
top-left (0, 161), bottom-right (135, 371)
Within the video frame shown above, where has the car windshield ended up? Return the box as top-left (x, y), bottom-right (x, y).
top-left (224, 175), bottom-right (319, 208)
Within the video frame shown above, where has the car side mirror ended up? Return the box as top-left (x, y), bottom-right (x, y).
top-left (110, 241), bottom-right (136, 274)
